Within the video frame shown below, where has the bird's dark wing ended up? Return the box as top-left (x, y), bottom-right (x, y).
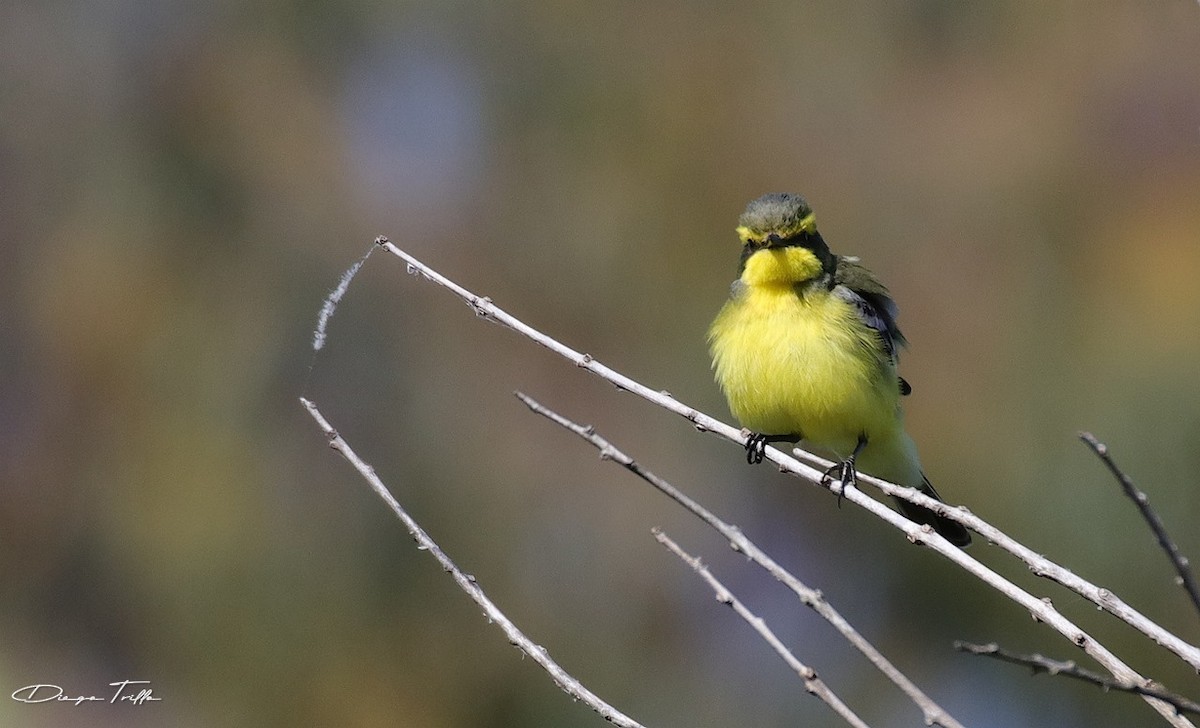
top-left (832, 257), bottom-right (909, 393)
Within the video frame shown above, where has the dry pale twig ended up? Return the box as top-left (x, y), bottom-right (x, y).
top-left (783, 448), bottom-right (1200, 674)
top-left (1079, 432), bottom-right (1200, 617)
top-left (375, 239), bottom-right (1196, 727)
top-left (516, 390), bottom-right (963, 728)
top-left (955, 641), bottom-right (1200, 717)
top-left (299, 397), bottom-right (647, 728)
top-left (654, 529), bottom-right (872, 728)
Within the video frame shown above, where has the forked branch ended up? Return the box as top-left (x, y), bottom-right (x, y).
top-left (956, 641), bottom-right (1200, 717)
top-left (314, 240), bottom-right (1199, 727)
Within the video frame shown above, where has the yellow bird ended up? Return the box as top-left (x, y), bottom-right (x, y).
top-left (708, 193), bottom-right (971, 547)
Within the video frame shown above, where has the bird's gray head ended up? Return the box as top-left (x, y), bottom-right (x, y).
top-left (736, 193), bottom-right (816, 245)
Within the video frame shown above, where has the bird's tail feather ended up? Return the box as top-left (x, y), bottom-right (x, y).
top-left (893, 476), bottom-right (971, 547)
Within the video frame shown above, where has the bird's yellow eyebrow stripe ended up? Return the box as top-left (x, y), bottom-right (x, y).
top-left (735, 212), bottom-right (817, 244)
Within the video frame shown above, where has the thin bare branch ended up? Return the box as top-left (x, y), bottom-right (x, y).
top-left (654, 529), bottom-right (872, 728)
top-left (784, 448), bottom-right (1200, 673)
top-left (1079, 432), bottom-right (1200, 617)
top-left (299, 397), bottom-right (647, 728)
top-left (955, 641), bottom-right (1200, 716)
top-left (516, 390), bottom-right (963, 728)
top-left (377, 240), bottom-right (1197, 727)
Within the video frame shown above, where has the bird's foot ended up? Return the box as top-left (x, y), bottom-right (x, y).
top-left (745, 432), bottom-right (769, 464)
top-left (822, 434), bottom-right (868, 505)
top-left (742, 432), bottom-right (797, 464)
top-left (821, 461), bottom-right (858, 506)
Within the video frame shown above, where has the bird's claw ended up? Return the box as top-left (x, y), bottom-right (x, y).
top-left (745, 433), bottom-right (768, 464)
top-left (821, 461), bottom-right (858, 506)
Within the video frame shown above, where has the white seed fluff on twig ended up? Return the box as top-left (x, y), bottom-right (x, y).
top-left (312, 246), bottom-right (374, 352)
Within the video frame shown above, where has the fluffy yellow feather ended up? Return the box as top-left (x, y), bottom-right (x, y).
top-left (712, 247), bottom-right (897, 453)
top-left (709, 193), bottom-right (970, 547)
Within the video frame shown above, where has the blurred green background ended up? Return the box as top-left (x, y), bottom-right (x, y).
top-left (3, 1), bottom-right (1199, 726)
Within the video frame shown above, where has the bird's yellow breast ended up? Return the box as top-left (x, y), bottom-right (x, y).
top-left (708, 278), bottom-right (900, 456)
